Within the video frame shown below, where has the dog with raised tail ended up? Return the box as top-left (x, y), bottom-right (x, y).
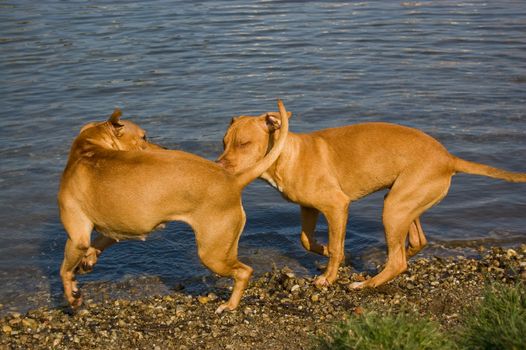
top-left (217, 110), bottom-right (526, 291)
top-left (58, 99), bottom-right (289, 313)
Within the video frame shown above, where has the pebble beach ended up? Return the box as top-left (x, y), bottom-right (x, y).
top-left (1, 245), bottom-right (525, 350)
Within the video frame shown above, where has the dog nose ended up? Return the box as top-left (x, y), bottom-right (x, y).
top-left (216, 158), bottom-right (233, 169)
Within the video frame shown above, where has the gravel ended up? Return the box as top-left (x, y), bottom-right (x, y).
top-left (1, 245), bottom-right (525, 349)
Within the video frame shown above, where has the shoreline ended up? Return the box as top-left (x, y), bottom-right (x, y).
top-left (1, 245), bottom-right (525, 349)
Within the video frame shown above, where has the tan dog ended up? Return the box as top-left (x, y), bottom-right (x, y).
top-left (217, 112), bottom-right (526, 290)
top-left (58, 100), bottom-right (289, 313)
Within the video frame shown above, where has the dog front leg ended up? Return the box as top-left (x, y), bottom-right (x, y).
top-left (300, 206), bottom-right (328, 256)
top-left (314, 197), bottom-right (350, 287)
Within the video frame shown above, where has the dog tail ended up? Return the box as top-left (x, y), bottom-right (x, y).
top-left (453, 157), bottom-right (526, 183)
top-left (235, 99), bottom-right (290, 189)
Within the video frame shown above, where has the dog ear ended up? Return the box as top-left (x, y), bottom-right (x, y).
top-left (230, 116), bottom-right (239, 125)
top-left (108, 108), bottom-right (124, 126)
top-left (265, 113), bottom-right (281, 132)
top-left (108, 108), bottom-right (124, 135)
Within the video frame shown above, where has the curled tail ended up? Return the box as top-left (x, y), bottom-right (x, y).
top-left (235, 99), bottom-right (290, 188)
top-left (453, 156), bottom-right (526, 183)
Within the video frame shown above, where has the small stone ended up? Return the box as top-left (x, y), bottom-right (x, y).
top-left (22, 318), bottom-right (38, 330)
top-left (8, 318), bottom-right (20, 326)
top-left (198, 296), bottom-right (210, 304)
top-left (176, 305), bottom-right (186, 316)
top-left (278, 266), bottom-right (295, 279)
top-left (77, 309), bottom-right (89, 316)
top-left (2, 325), bottom-right (12, 334)
top-left (207, 293), bottom-right (218, 301)
top-left (354, 274), bottom-right (366, 282)
top-left (290, 284), bottom-right (300, 293)
top-left (311, 294), bottom-right (319, 302)
top-left (506, 249), bottom-right (517, 258)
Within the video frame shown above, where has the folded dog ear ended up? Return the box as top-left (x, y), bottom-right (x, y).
top-left (265, 113), bottom-right (281, 132)
top-left (265, 110), bottom-right (292, 132)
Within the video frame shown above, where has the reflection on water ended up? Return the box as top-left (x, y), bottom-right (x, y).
top-left (0, 0), bottom-right (525, 314)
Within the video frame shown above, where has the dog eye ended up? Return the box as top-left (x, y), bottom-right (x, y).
top-left (238, 141), bottom-right (251, 147)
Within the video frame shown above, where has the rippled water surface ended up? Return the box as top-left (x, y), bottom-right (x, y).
top-left (1, 0), bottom-right (525, 314)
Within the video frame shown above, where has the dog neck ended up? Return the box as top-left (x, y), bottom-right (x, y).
top-left (261, 132), bottom-right (301, 193)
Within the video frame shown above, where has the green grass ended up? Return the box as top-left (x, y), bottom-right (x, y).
top-left (317, 309), bottom-right (455, 350)
top-left (458, 282), bottom-right (526, 350)
top-left (317, 283), bottom-right (526, 350)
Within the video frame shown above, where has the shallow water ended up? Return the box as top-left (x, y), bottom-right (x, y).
top-left (1, 0), bottom-right (525, 314)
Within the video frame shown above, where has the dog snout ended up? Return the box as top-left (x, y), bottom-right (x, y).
top-left (216, 157), bottom-right (227, 167)
top-left (216, 157), bottom-right (235, 171)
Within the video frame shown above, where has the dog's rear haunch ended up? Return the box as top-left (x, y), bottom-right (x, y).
top-left (58, 100), bottom-right (290, 313)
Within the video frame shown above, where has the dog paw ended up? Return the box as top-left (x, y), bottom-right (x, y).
top-left (314, 275), bottom-right (330, 287)
top-left (76, 251), bottom-right (98, 274)
top-left (349, 281), bottom-right (365, 290)
top-left (76, 262), bottom-right (94, 275)
top-left (215, 303), bottom-right (233, 314)
top-left (72, 288), bottom-right (82, 299)
top-left (67, 290), bottom-right (83, 309)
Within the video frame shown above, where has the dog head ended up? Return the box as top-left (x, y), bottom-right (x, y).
top-left (216, 110), bottom-right (292, 173)
top-left (78, 108), bottom-right (164, 152)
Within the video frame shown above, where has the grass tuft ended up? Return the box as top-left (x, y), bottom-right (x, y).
top-left (458, 282), bottom-right (526, 350)
top-left (317, 308), bottom-right (455, 350)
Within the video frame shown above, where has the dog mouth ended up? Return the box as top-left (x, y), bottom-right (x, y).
top-left (216, 158), bottom-right (236, 172)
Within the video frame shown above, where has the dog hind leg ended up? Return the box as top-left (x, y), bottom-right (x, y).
top-left (351, 170), bottom-right (451, 289)
top-left (59, 210), bottom-right (93, 308)
top-left (193, 208), bottom-right (253, 313)
top-left (407, 217), bottom-right (427, 258)
top-left (300, 206), bottom-right (328, 256)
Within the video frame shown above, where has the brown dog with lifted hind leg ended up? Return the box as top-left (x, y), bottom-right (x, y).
top-left (217, 108), bottom-right (526, 291)
top-left (58, 99), bottom-right (289, 313)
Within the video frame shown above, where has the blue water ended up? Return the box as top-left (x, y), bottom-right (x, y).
top-left (1, 0), bottom-right (525, 314)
